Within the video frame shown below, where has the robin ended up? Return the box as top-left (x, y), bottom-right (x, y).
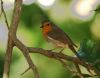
top-left (40, 20), bottom-right (81, 60)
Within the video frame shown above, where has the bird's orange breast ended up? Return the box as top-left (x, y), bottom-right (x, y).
top-left (42, 25), bottom-right (52, 37)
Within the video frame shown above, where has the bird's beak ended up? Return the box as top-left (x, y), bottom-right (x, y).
top-left (40, 25), bottom-right (43, 28)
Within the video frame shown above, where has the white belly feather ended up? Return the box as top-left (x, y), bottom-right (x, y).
top-left (47, 36), bottom-right (67, 48)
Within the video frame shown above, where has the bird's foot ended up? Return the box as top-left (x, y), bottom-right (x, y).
top-left (59, 48), bottom-right (64, 53)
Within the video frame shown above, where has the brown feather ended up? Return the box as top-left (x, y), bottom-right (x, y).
top-left (47, 23), bottom-right (77, 48)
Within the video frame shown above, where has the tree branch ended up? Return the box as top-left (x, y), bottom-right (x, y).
top-left (28, 47), bottom-right (100, 75)
top-left (3, 0), bottom-right (22, 78)
top-left (14, 38), bottom-right (39, 78)
top-left (0, 0), bottom-right (9, 29)
top-left (2, 0), bottom-right (39, 78)
top-left (28, 47), bottom-right (88, 67)
top-left (3, 38), bottom-right (13, 78)
top-left (9, 0), bottom-right (22, 37)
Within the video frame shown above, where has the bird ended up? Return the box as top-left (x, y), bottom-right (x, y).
top-left (40, 20), bottom-right (81, 60)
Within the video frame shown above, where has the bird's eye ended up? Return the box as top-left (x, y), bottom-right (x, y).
top-left (46, 23), bottom-right (50, 26)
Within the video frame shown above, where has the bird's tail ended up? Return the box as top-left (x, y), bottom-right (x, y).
top-left (68, 45), bottom-right (81, 60)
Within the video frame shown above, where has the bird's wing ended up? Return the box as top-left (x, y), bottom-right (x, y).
top-left (47, 25), bottom-right (77, 47)
top-left (63, 31), bottom-right (77, 47)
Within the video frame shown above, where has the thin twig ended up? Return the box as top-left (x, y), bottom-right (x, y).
top-left (56, 58), bottom-right (77, 74)
top-left (21, 67), bottom-right (31, 75)
top-left (0, 0), bottom-right (9, 29)
top-left (14, 38), bottom-right (39, 78)
top-left (74, 63), bottom-right (83, 78)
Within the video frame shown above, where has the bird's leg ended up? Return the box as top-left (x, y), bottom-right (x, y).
top-left (51, 47), bottom-right (58, 51)
top-left (48, 47), bottom-right (64, 53)
top-left (47, 47), bottom-right (59, 51)
top-left (59, 48), bottom-right (64, 53)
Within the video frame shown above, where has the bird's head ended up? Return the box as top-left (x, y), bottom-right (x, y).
top-left (40, 20), bottom-right (52, 28)
top-left (40, 20), bottom-right (53, 34)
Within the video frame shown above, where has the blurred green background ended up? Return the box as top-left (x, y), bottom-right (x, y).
top-left (0, 0), bottom-right (100, 78)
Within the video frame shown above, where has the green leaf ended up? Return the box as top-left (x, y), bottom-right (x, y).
top-left (78, 39), bottom-right (95, 62)
top-left (78, 39), bottom-right (100, 71)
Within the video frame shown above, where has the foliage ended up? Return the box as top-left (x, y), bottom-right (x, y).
top-left (78, 39), bottom-right (100, 71)
top-left (93, 5), bottom-right (100, 13)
